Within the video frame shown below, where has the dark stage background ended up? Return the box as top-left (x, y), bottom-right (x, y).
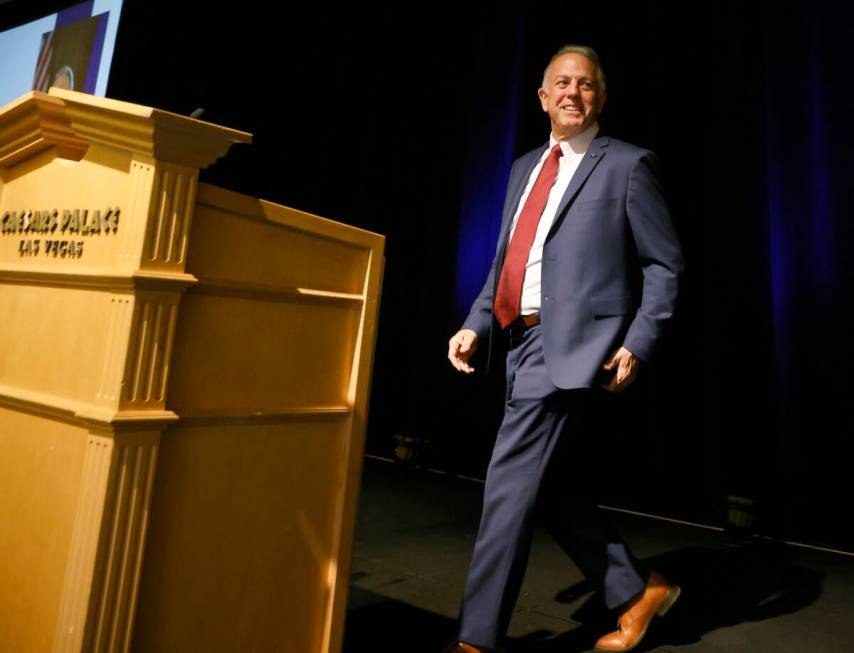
top-left (3, 2), bottom-right (853, 551)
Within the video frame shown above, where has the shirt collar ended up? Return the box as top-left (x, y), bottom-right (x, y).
top-left (550, 122), bottom-right (599, 156)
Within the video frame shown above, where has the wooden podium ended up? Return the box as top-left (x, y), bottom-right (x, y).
top-left (0, 89), bottom-right (384, 653)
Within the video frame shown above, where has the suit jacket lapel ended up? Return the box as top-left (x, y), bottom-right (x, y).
top-left (495, 145), bottom-right (546, 260)
top-left (548, 135), bottom-right (610, 238)
top-left (489, 146), bottom-right (544, 309)
top-left (493, 135), bottom-right (610, 269)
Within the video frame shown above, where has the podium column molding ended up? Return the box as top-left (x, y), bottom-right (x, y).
top-left (52, 424), bottom-right (162, 653)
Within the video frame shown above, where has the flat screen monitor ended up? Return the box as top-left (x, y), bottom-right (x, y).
top-left (0, 0), bottom-right (123, 108)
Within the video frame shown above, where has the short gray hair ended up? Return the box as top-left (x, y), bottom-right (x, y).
top-left (542, 44), bottom-right (606, 91)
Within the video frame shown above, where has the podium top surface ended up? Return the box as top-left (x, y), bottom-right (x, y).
top-left (0, 89), bottom-right (252, 170)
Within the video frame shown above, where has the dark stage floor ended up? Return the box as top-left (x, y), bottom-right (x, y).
top-left (344, 456), bottom-right (854, 653)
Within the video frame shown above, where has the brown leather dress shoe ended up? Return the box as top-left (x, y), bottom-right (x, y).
top-left (440, 642), bottom-right (505, 653)
top-left (593, 571), bottom-right (681, 652)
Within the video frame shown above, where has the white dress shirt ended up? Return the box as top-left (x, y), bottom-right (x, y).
top-left (508, 123), bottom-right (599, 315)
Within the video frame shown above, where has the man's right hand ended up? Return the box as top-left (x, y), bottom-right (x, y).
top-left (448, 329), bottom-right (479, 374)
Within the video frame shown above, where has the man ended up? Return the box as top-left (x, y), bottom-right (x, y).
top-left (445, 45), bottom-right (684, 652)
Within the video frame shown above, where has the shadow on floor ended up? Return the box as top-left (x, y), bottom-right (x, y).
top-left (515, 541), bottom-right (823, 652)
top-left (343, 585), bottom-right (459, 653)
top-left (345, 541), bottom-right (823, 653)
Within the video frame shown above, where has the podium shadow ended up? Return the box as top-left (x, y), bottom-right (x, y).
top-left (343, 585), bottom-right (459, 653)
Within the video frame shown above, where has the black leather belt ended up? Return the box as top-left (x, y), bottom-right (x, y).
top-left (506, 313), bottom-right (540, 349)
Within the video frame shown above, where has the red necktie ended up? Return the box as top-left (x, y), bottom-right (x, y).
top-left (493, 144), bottom-right (563, 328)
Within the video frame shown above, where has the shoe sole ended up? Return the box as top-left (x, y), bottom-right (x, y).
top-left (657, 584), bottom-right (681, 616)
top-left (593, 585), bottom-right (681, 653)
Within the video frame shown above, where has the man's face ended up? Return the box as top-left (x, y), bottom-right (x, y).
top-left (538, 53), bottom-right (606, 140)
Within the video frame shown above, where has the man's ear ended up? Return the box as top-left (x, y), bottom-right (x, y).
top-left (538, 87), bottom-right (549, 113)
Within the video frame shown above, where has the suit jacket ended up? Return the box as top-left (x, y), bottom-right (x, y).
top-left (461, 135), bottom-right (685, 389)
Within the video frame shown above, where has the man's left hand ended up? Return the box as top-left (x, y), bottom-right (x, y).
top-left (600, 347), bottom-right (640, 392)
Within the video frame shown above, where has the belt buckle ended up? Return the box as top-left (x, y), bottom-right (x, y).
top-left (522, 313), bottom-right (537, 328)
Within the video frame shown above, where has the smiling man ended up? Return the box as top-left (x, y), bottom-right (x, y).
top-left (539, 49), bottom-right (605, 140)
top-left (445, 45), bottom-right (685, 652)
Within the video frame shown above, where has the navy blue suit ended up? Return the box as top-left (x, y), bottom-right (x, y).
top-left (456, 135), bottom-right (684, 647)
